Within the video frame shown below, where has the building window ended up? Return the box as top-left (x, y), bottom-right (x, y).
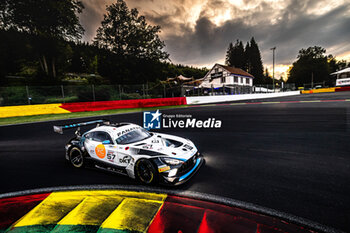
top-left (246, 78), bottom-right (249, 84)
top-left (234, 76), bottom-right (238, 83)
top-left (214, 68), bottom-right (219, 73)
top-left (240, 77), bottom-right (242, 83)
top-left (221, 76), bottom-right (226, 83)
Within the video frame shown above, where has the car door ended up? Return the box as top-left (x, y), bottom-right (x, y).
top-left (114, 145), bottom-right (132, 168)
top-left (84, 131), bottom-right (117, 164)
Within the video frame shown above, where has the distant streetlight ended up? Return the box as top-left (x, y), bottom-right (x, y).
top-left (270, 47), bottom-right (276, 92)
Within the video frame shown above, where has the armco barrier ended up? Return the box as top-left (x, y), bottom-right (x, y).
top-left (59, 97), bottom-right (187, 112)
top-left (186, 91), bottom-right (300, 105)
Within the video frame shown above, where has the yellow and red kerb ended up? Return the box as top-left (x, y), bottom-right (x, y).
top-left (0, 98), bottom-right (187, 118)
top-left (0, 190), bottom-right (313, 233)
top-left (0, 104), bottom-right (70, 118)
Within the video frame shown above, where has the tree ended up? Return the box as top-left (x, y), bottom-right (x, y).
top-left (264, 68), bottom-right (272, 84)
top-left (0, 0), bottom-right (10, 29)
top-left (248, 37), bottom-right (264, 84)
top-left (2, 0), bottom-right (85, 78)
top-left (5, 0), bottom-right (84, 40)
top-left (94, 0), bottom-right (169, 61)
top-left (225, 42), bottom-right (233, 66)
top-left (288, 46), bottom-right (330, 86)
top-left (328, 55), bottom-right (347, 73)
top-left (243, 41), bottom-right (251, 72)
top-left (225, 37), bottom-right (265, 83)
top-left (225, 40), bottom-right (244, 68)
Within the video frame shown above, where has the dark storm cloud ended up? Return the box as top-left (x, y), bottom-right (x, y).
top-left (80, 0), bottom-right (350, 67)
top-left (80, 0), bottom-right (111, 42)
top-left (161, 0), bottom-right (350, 66)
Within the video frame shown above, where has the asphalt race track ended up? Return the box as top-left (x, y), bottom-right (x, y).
top-left (1, 92), bottom-right (350, 232)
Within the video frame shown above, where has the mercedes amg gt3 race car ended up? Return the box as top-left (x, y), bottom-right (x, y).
top-left (53, 120), bottom-right (203, 185)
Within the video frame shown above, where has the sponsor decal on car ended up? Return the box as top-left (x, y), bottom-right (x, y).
top-left (142, 144), bottom-right (153, 149)
top-left (107, 152), bottom-right (116, 162)
top-left (184, 144), bottom-right (193, 150)
top-left (119, 156), bottom-right (131, 164)
top-left (158, 165), bottom-right (171, 173)
top-left (116, 126), bottom-right (141, 137)
top-left (95, 144), bottom-right (106, 159)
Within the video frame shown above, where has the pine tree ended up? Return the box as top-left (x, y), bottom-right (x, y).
top-left (225, 42), bottom-right (234, 66)
top-left (243, 41), bottom-right (251, 72)
top-left (225, 37), bottom-right (264, 84)
top-left (249, 37), bottom-right (264, 84)
top-left (225, 40), bottom-right (245, 68)
top-left (237, 41), bottom-right (245, 68)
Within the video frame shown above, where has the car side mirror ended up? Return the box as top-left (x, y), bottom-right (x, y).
top-left (102, 140), bottom-right (111, 145)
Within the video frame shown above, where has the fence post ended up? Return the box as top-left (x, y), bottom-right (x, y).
top-left (61, 85), bottom-right (65, 103)
top-left (26, 86), bottom-right (31, 105)
top-left (92, 84), bottom-right (96, 102)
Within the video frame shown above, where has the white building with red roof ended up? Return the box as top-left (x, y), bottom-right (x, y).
top-left (200, 64), bottom-right (254, 88)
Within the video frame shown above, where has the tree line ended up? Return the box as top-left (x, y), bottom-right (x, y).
top-left (225, 38), bottom-right (268, 84)
top-left (287, 46), bottom-right (349, 87)
top-left (225, 38), bottom-right (349, 87)
top-left (0, 0), bottom-right (207, 85)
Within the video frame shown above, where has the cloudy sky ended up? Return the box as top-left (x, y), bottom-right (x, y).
top-left (80, 0), bottom-right (350, 78)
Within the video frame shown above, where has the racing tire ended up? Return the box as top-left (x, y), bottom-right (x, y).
top-left (69, 147), bottom-right (84, 168)
top-left (135, 159), bottom-right (158, 185)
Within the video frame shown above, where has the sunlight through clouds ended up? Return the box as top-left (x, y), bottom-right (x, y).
top-left (80, 0), bottom-right (350, 69)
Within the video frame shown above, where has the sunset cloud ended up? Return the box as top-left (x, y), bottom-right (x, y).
top-left (80, 0), bottom-right (350, 71)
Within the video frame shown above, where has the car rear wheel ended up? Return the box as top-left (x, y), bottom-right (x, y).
top-left (69, 147), bottom-right (84, 168)
top-left (135, 159), bottom-right (158, 184)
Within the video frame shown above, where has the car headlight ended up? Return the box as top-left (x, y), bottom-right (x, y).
top-left (161, 157), bottom-right (183, 165)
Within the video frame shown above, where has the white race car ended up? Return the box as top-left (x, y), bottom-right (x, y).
top-left (54, 120), bottom-right (203, 185)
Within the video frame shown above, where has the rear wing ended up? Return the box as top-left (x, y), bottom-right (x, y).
top-left (53, 119), bottom-right (110, 134)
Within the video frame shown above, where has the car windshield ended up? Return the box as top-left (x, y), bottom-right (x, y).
top-left (115, 128), bottom-right (151, 145)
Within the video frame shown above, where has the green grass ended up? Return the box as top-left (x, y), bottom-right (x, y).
top-left (0, 105), bottom-right (188, 126)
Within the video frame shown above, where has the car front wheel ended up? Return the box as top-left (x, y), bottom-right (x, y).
top-left (69, 147), bottom-right (84, 168)
top-left (135, 159), bottom-right (158, 184)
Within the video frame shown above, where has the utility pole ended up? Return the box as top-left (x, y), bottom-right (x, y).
top-left (311, 72), bottom-right (314, 89)
top-left (270, 47), bottom-right (276, 92)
